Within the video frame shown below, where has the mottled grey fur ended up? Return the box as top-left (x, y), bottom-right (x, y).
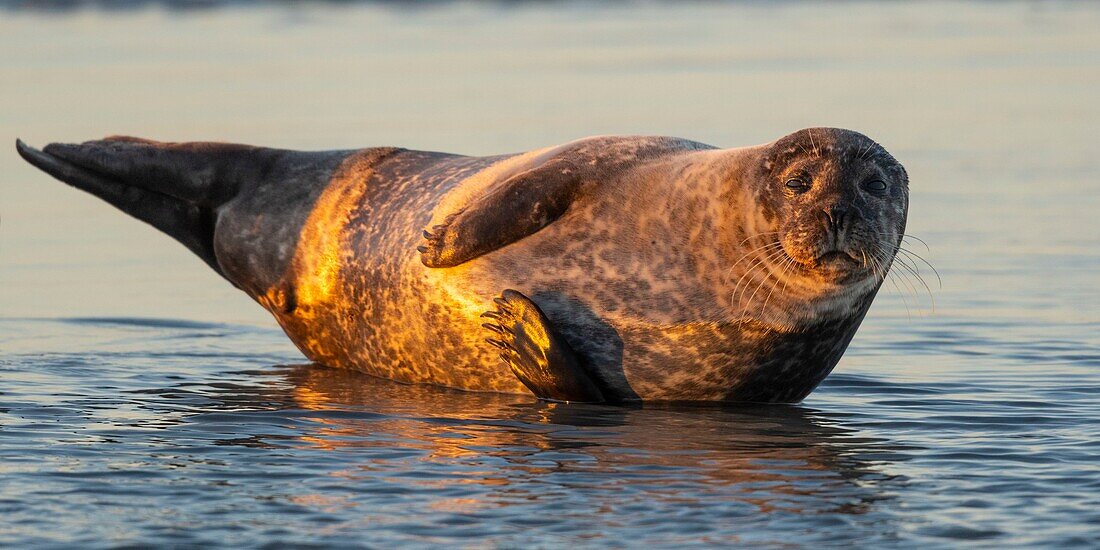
top-left (16, 127), bottom-right (908, 402)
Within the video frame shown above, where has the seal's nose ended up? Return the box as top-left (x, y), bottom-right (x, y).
top-left (820, 207), bottom-right (848, 234)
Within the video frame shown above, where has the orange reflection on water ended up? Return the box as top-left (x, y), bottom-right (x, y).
top-left (268, 365), bottom-right (892, 518)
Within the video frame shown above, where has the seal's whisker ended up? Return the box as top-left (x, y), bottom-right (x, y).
top-left (872, 243), bottom-right (931, 315)
top-left (795, 139), bottom-right (811, 157)
top-left (734, 231), bottom-right (784, 249)
top-left (733, 246), bottom-right (787, 306)
top-left (858, 141), bottom-right (875, 160)
top-left (868, 243), bottom-right (906, 293)
top-left (760, 254), bottom-right (796, 317)
top-left (853, 141), bottom-right (869, 161)
top-left (727, 253), bottom-right (772, 290)
top-left (730, 254), bottom-right (772, 306)
top-left (729, 238), bottom-right (782, 264)
top-left (885, 269), bottom-right (914, 321)
top-left (895, 246), bottom-right (942, 289)
top-left (891, 252), bottom-right (921, 277)
top-left (867, 231), bottom-right (930, 254)
top-left (743, 246), bottom-right (790, 312)
top-left (901, 234), bottom-right (931, 253)
top-left (863, 241), bottom-right (892, 280)
top-left (887, 244), bottom-right (937, 294)
top-left (865, 248), bottom-right (903, 316)
top-left (734, 245), bottom-right (790, 308)
top-left (861, 140), bottom-right (878, 161)
top-left (865, 232), bottom-right (942, 298)
top-left (866, 231), bottom-right (938, 284)
top-left (726, 240), bottom-right (783, 279)
top-left (857, 140), bottom-right (870, 160)
top-left (870, 245), bottom-right (921, 318)
top-left (893, 250), bottom-right (928, 281)
top-left (890, 255), bottom-right (937, 313)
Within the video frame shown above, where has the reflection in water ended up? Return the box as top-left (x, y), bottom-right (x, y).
top-left (1, 315), bottom-right (1093, 546)
top-left (200, 365), bottom-right (904, 524)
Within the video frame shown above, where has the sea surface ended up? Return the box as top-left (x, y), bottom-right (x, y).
top-left (1, 1), bottom-right (1098, 547)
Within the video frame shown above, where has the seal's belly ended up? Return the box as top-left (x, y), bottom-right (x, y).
top-left (263, 232), bottom-right (755, 399)
top-left (264, 224), bottom-right (854, 401)
top-left (272, 263), bottom-right (846, 402)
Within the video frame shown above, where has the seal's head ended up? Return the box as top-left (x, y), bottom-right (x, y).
top-left (734, 128), bottom-right (909, 322)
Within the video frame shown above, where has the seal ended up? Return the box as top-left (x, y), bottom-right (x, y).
top-left (16, 128), bottom-right (908, 403)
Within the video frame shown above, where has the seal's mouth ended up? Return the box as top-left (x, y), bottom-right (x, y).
top-left (796, 248), bottom-right (869, 283)
top-left (816, 250), bottom-right (859, 264)
top-left (773, 234), bottom-right (882, 288)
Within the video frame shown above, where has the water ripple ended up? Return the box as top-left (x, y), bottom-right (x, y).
top-left (1, 316), bottom-right (1097, 547)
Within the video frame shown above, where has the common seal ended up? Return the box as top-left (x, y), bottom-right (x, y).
top-left (16, 128), bottom-right (908, 403)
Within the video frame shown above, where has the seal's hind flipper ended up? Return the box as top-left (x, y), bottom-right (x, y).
top-left (481, 289), bottom-right (607, 403)
top-left (23, 137), bottom-right (270, 205)
top-left (15, 137), bottom-right (284, 280)
top-left (16, 138), bottom-right (229, 276)
top-left (418, 155), bottom-right (585, 268)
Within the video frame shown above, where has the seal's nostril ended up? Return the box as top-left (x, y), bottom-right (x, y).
top-left (831, 207), bottom-right (848, 232)
top-left (820, 207), bottom-right (848, 233)
top-left (822, 206), bottom-right (844, 232)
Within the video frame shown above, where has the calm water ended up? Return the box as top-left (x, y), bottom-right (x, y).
top-left (1, 1), bottom-right (1098, 547)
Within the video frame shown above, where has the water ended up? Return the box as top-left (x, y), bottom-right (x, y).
top-left (1, 1), bottom-right (1098, 547)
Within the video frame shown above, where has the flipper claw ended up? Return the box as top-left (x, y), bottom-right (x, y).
top-left (481, 322), bottom-right (506, 334)
top-left (479, 289), bottom-right (607, 403)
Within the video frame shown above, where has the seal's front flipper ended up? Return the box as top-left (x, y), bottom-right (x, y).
top-left (418, 156), bottom-right (584, 268)
top-left (417, 135), bottom-right (700, 268)
top-left (481, 289), bottom-right (607, 403)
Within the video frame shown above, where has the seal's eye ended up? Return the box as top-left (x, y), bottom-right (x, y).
top-left (785, 178), bottom-right (810, 192)
top-left (863, 179), bottom-right (888, 193)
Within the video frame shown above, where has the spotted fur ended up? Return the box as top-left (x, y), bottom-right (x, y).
top-left (18, 128), bottom-right (908, 402)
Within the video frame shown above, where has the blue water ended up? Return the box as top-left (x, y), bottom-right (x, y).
top-left (2, 1), bottom-right (1099, 547)
top-left (2, 316), bottom-right (1097, 546)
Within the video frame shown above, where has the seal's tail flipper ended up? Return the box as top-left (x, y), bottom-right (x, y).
top-left (15, 137), bottom-right (273, 279)
top-left (18, 137), bottom-right (265, 205)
